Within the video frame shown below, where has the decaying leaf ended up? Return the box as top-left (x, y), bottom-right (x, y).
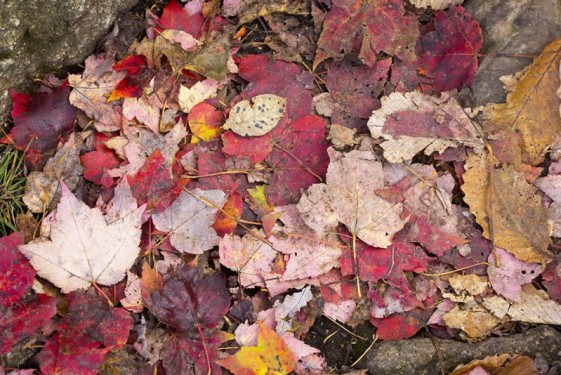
top-left (314, 0), bottom-right (419, 68)
top-left (485, 38), bottom-right (561, 165)
top-left (368, 91), bottom-right (483, 163)
top-left (410, 0), bottom-right (463, 9)
top-left (442, 304), bottom-right (501, 339)
top-left (462, 152), bottom-right (552, 263)
top-left (23, 134), bottom-right (83, 213)
top-left (450, 354), bottom-right (536, 375)
top-left (19, 183), bottom-right (145, 293)
top-left (178, 79), bottom-right (220, 113)
top-left (69, 55), bottom-right (124, 131)
top-left (224, 94), bottom-right (287, 137)
top-left (152, 188), bottom-right (227, 254)
top-left (298, 148), bottom-right (407, 248)
top-left (483, 284), bottom-right (561, 325)
top-left (224, 0), bottom-right (309, 24)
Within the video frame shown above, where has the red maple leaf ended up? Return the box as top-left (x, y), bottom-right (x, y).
top-left (0, 233), bottom-right (57, 355)
top-left (155, 0), bottom-right (205, 38)
top-left (314, 0), bottom-right (419, 68)
top-left (36, 290), bottom-right (133, 374)
top-left (416, 5), bottom-right (483, 93)
top-left (128, 149), bottom-right (182, 213)
top-left (2, 85), bottom-right (76, 151)
top-left (149, 265), bottom-right (230, 335)
top-left (0, 232), bottom-right (34, 308)
top-left (264, 115), bottom-right (330, 206)
top-left (325, 59), bottom-right (391, 130)
top-left (108, 55), bottom-right (153, 101)
top-left (371, 306), bottom-right (434, 340)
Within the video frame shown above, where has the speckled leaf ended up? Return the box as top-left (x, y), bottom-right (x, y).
top-left (224, 94), bottom-right (287, 137)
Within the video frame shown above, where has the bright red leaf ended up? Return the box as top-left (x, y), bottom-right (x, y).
top-left (156, 0), bottom-right (205, 38)
top-left (128, 149), bottom-right (181, 213)
top-left (2, 85), bottom-right (76, 151)
top-left (416, 5), bottom-right (483, 93)
top-left (37, 290), bottom-right (133, 374)
top-left (80, 149), bottom-right (120, 188)
top-left (0, 232), bottom-right (33, 308)
top-left (108, 55), bottom-right (153, 101)
top-left (371, 307), bottom-right (433, 340)
top-left (314, 0), bottom-right (419, 68)
top-left (0, 294), bottom-right (57, 355)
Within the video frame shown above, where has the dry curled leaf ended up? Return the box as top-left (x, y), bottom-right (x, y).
top-left (19, 183), bottom-right (145, 293)
top-left (410, 0), bottom-right (463, 9)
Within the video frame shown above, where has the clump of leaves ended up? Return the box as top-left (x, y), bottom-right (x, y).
top-left (0, 145), bottom-right (25, 235)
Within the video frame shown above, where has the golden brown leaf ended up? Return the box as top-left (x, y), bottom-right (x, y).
top-left (486, 38), bottom-right (561, 166)
top-left (462, 152), bottom-right (552, 263)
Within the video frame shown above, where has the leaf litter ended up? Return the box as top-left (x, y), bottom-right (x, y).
top-left (2, 1), bottom-right (561, 373)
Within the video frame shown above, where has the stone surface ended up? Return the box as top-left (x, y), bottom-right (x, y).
top-left (0, 0), bottom-right (139, 125)
top-left (360, 325), bottom-right (561, 374)
top-left (463, 0), bottom-right (561, 106)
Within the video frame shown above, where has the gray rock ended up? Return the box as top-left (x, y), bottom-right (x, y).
top-left (0, 0), bottom-right (138, 125)
top-left (463, 0), bottom-right (561, 106)
top-left (360, 325), bottom-right (561, 374)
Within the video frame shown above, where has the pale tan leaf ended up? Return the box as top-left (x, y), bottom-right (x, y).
top-left (19, 183), bottom-right (145, 293)
top-left (224, 94), bottom-right (287, 137)
top-left (367, 92), bottom-right (483, 163)
top-left (152, 188), bottom-right (226, 254)
top-left (410, 0), bottom-right (463, 9)
top-left (178, 79), bottom-right (220, 113)
top-left (298, 148), bottom-right (407, 248)
top-left (442, 305), bottom-right (501, 339)
top-left (23, 134), bottom-right (83, 213)
top-left (69, 55), bottom-right (124, 131)
top-left (483, 285), bottom-right (561, 325)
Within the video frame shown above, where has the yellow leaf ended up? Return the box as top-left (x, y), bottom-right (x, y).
top-left (217, 322), bottom-right (296, 375)
top-left (462, 152), bottom-right (552, 263)
top-left (486, 38), bottom-right (561, 166)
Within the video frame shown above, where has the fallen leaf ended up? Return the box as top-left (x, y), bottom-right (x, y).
top-left (178, 79), bottom-right (220, 113)
top-left (0, 232), bottom-right (33, 308)
top-left (368, 91), bottom-right (483, 163)
top-left (416, 6), bottom-right (482, 93)
top-left (108, 55), bottom-right (153, 101)
top-left (314, 0), bottom-right (419, 68)
top-left (128, 149), bottom-right (181, 213)
top-left (487, 248), bottom-right (543, 302)
top-left (217, 321), bottom-right (296, 375)
top-left (0, 294), bottom-right (57, 355)
top-left (274, 286), bottom-right (313, 334)
top-left (485, 38), bottom-right (561, 165)
top-left (410, 0), bottom-right (464, 9)
top-left (69, 54), bottom-right (124, 131)
top-left (155, 0), bottom-right (205, 38)
top-left (462, 152), bottom-right (552, 263)
top-left (298, 148), bottom-right (407, 248)
top-left (80, 147), bottom-right (120, 188)
top-left (442, 304), bottom-right (500, 339)
top-left (3, 85), bottom-right (77, 151)
top-left (19, 183), bottom-right (145, 293)
top-left (226, 0), bottom-right (309, 24)
top-left (23, 134), bottom-right (83, 213)
top-left (151, 188), bottom-right (226, 254)
top-left (371, 308), bottom-right (433, 340)
top-left (483, 284), bottom-right (561, 325)
top-left (219, 231), bottom-right (277, 288)
top-left (149, 265), bottom-right (230, 334)
top-left (224, 94), bottom-right (287, 137)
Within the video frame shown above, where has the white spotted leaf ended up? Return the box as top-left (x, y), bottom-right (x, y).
top-left (224, 94), bottom-right (287, 137)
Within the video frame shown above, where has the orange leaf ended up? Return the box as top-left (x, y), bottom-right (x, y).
top-left (217, 322), bottom-right (296, 375)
